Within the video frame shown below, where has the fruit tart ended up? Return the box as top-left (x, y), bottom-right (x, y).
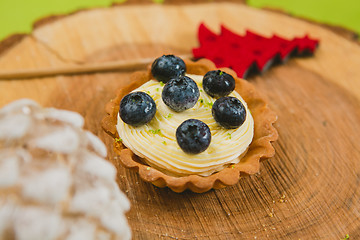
top-left (102, 55), bottom-right (278, 193)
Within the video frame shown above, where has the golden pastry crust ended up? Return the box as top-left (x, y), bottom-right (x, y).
top-left (102, 58), bottom-right (278, 193)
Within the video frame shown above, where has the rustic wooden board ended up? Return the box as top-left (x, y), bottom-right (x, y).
top-left (1, 1), bottom-right (360, 239)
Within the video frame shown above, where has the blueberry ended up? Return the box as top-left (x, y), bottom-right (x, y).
top-left (203, 70), bottom-right (235, 98)
top-left (162, 76), bottom-right (200, 112)
top-left (151, 55), bottom-right (186, 83)
top-left (176, 119), bottom-right (211, 154)
top-left (212, 96), bottom-right (246, 129)
top-left (119, 92), bottom-right (156, 127)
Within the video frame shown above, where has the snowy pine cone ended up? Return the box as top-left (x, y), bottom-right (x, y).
top-left (0, 99), bottom-right (131, 240)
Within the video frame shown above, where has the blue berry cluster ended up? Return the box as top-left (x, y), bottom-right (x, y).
top-left (119, 55), bottom-right (247, 154)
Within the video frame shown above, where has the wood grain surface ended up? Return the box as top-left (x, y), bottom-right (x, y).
top-left (1, 1), bottom-right (360, 239)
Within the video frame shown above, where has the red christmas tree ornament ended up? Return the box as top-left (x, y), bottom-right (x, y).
top-left (192, 23), bottom-right (319, 78)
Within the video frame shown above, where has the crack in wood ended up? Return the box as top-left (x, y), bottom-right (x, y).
top-left (29, 35), bottom-right (86, 65)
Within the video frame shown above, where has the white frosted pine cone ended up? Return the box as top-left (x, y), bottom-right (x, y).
top-left (0, 99), bottom-right (131, 240)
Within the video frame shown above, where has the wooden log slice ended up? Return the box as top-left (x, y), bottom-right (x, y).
top-left (0, 1), bottom-right (360, 239)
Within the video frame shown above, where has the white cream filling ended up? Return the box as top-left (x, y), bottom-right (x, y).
top-left (116, 74), bottom-right (254, 176)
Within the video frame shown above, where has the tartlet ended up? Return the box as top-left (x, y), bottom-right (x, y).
top-left (102, 58), bottom-right (278, 193)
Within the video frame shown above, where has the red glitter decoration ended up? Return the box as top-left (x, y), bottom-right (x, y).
top-left (192, 23), bottom-right (319, 78)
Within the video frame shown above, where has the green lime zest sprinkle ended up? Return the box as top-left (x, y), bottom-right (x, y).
top-left (165, 113), bottom-right (173, 119)
top-left (341, 234), bottom-right (350, 240)
top-left (219, 71), bottom-right (224, 76)
top-left (162, 141), bottom-right (167, 145)
top-left (159, 81), bottom-right (165, 86)
top-left (206, 101), bottom-right (213, 107)
top-left (115, 137), bottom-right (122, 142)
top-left (156, 88), bottom-right (159, 91)
top-left (227, 133), bottom-right (232, 139)
top-left (145, 90), bottom-right (151, 94)
top-left (149, 129), bottom-right (163, 136)
top-left (199, 99), bottom-right (212, 108)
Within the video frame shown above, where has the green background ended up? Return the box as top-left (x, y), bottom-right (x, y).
top-left (0, 0), bottom-right (359, 41)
